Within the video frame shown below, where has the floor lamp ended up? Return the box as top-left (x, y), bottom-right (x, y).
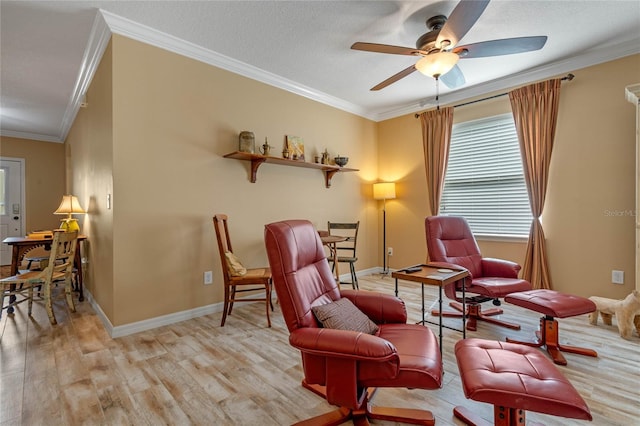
top-left (373, 182), bottom-right (396, 275)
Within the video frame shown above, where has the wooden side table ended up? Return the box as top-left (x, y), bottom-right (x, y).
top-left (392, 264), bottom-right (469, 356)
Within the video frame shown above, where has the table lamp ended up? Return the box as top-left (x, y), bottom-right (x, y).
top-left (373, 182), bottom-right (396, 274)
top-left (54, 195), bottom-right (85, 232)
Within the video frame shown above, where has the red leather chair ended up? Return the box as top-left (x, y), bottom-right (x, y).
top-left (425, 216), bottom-right (531, 331)
top-left (265, 220), bottom-right (442, 426)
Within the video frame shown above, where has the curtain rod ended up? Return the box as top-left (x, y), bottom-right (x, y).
top-left (414, 73), bottom-right (575, 118)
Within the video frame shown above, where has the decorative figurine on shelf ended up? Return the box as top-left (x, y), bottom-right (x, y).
top-left (238, 131), bottom-right (255, 153)
top-left (321, 149), bottom-right (330, 165)
top-left (259, 138), bottom-right (272, 156)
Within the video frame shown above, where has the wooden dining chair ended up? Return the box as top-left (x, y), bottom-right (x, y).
top-left (0, 230), bottom-right (78, 324)
top-left (327, 221), bottom-right (360, 290)
top-left (213, 214), bottom-right (273, 327)
top-left (20, 245), bottom-right (80, 290)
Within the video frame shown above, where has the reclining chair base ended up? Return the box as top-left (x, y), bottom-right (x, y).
top-left (297, 381), bottom-right (435, 426)
top-left (433, 301), bottom-right (521, 331)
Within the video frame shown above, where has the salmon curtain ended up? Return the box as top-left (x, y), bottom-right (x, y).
top-left (509, 78), bottom-right (562, 289)
top-left (419, 107), bottom-right (454, 215)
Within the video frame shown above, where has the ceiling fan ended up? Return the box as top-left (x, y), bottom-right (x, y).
top-left (351, 0), bottom-right (547, 91)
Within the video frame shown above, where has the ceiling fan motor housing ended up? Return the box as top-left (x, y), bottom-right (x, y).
top-left (416, 15), bottom-right (447, 52)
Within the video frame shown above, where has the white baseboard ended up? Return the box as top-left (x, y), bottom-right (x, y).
top-left (86, 289), bottom-right (224, 338)
top-left (86, 266), bottom-right (382, 338)
top-left (337, 267), bottom-right (381, 283)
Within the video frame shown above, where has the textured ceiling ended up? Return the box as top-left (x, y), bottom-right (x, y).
top-left (1, 0), bottom-right (639, 142)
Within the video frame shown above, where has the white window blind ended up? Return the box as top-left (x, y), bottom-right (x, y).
top-left (441, 113), bottom-right (532, 237)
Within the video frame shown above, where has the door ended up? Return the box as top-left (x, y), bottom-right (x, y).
top-left (1, 158), bottom-right (25, 265)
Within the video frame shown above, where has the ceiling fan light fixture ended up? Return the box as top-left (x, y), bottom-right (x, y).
top-left (415, 51), bottom-right (459, 78)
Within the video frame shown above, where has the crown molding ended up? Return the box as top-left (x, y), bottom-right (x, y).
top-left (99, 10), bottom-right (375, 121)
top-left (626, 84), bottom-right (640, 105)
top-left (0, 129), bottom-right (63, 143)
top-left (57, 11), bottom-right (112, 142)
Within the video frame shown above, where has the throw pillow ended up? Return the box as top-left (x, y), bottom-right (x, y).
top-left (312, 298), bottom-right (379, 335)
top-left (224, 251), bottom-right (247, 276)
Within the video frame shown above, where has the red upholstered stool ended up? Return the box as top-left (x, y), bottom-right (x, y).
top-left (505, 289), bottom-right (598, 365)
top-left (454, 338), bottom-right (592, 426)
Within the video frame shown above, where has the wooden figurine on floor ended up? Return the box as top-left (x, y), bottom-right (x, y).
top-left (589, 290), bottom-right (640, 339)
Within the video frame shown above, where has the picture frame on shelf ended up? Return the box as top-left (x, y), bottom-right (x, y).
top-left (286, 135), bottom-right (305, 161)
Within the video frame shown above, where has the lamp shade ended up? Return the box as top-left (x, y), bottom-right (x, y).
top-left (54, 195), bottom-right (85, 217)
top-left (373, 182), bottom-right (396, 201)
top-left (415, 51), bottom-right (459, 78)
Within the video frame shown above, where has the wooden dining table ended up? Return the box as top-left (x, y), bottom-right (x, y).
top-left (319, 234), bottom-right (347, 281)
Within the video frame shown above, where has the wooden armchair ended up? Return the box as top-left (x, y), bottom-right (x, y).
top-left (213, 214), bottom-right (273, 327)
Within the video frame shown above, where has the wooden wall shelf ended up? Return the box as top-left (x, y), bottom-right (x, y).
top-left (224, 151), bottom-right (358, 188)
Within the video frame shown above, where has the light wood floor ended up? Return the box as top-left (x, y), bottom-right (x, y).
top-left (1, 274), bottom-right (638, 425)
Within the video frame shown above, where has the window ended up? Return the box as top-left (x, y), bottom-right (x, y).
top-left (440, 113), bottom-right (532, 238)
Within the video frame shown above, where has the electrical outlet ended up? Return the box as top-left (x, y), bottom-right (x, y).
top-left (387, 247), bottom-right (393, 256)
top-left (612, 270), bottom-right (624, 285)
top-left (204, 271), bottom-right (213, 285)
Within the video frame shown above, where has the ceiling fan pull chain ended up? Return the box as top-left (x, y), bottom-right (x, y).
top-left (436, 77), bottom-right (440, 111)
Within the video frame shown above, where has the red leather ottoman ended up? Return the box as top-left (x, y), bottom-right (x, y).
top-left (454, 338), bottom-right (592, 426)
top-left (505, 289), bottom-right (597, 365)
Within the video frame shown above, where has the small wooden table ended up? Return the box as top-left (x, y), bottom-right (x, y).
top-left (320, 235), bottom-right (347, 281)
top-left (3, 234), bottom-right (87, 305)
top-left (392, 264), bottom-right (469, 356)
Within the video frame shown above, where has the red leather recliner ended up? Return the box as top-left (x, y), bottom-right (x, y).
top-left (265, 220), bottom-right (442, 426)
top-left (425, 216), bottom-right (532, 331)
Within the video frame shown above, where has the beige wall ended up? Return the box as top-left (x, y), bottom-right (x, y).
top-left (68, 35), bottom-right (379, 326)
top-left (0, 136), bottom-right (65, 232)
top-left (378, 54), bottom-right (639, 299)
top-left (66, 41), bottom-right (115, 320)
top-left (546, 55), bottom-right (637, 299)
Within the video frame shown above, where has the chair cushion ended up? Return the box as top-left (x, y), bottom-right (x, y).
top-left (361, 323), bottom-right (443, 390)
top-left (506, 289), bottom-right (596, 318)
top-left (312, 298), bottom-right (379, 335)
top-left (224, 251), bottom-right (247, 276)
top-left (470, 277), bottom-right (532, 298)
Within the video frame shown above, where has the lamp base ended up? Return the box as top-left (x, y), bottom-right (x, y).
top-left (377, 269), bottom-right (392, 279)
top-left (60, 218), bottom-right (80, 232)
